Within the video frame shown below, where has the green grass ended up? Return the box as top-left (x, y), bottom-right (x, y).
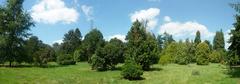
top-left (0, 62), bottom-right (239, 84)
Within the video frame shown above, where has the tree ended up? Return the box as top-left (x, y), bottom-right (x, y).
top-left (196, 42), bottom-right (210, 65)
top-left (157, 35), bottom-right (164, 52)
top-left (175, 42), bottom-right (190, 65)
top-left (90, 38), bottom-right (124, 71)
top-left (0, 0), bottom-right (34, 66)
top-left (209, 50), bottom-right (222, 63)
top-left (159, 42), bottom-right (178, 65)
top-left (83, 29), bottom-right (105, 62)
top-left (57, 28), bottom-right (81, 65)
top-left (33, 44), bottom-right (54, 66)
top-left (24, 36), bottom-right (41, 63)
top-left (228, 15), bottom-right (240, 66)
top-left (162, 32), bottom-right (175, 48)
top-left (60, 28), bottom-right (82, 55)
top-left (213, 29), bottom-right (225, 50)
top-left (194, 30), bottom-right (201, 45)
top-left (125, 20), bottom-right (158, 70)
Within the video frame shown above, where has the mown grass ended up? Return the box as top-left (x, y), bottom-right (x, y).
top-left (0, 62), bottom-right (239, 84)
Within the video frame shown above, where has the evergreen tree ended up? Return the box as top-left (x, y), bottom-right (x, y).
top-left (228, 15), bottom-right (240, 65)
top-left (125, 20), bottom-right (158, 70)
top-left (213, 29), bottom-right (225, 50)
top-left (196, 42), bottom-right (210, 65)
top-left (83, 28), bottom-right (105, 62)
top-left (60, 28), bottom-right (82, 54)
top-left (194, 30), bottom-right (201, 45)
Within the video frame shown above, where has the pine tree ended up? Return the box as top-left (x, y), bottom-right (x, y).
top-left (228, 15), bottom-right (240, 66)
top-left (194, 30), bottom-right (201, 45)
top-left (213, 29), bottom-right (225, 50)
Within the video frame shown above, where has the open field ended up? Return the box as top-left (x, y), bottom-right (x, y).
top-left (0, 62), bottom-right (239, 84)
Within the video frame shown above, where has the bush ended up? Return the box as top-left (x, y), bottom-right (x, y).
top-left (159, 54), bottom-right (171, 65)
top-left (209, 50), bottom-right (222, 63)
top-left (121, 60), bottom-right (143, 80)
top-left (196, 42), bottom-right (210, 65)
top-left (90, 54), bottom-right (106, 71)
top-left (57, 54), bottom-right (76, 65)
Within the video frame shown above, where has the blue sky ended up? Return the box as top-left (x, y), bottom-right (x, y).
top-left (1, 0), bottom-right (238, 46)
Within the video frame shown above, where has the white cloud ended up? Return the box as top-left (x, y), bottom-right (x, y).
top-left (159, 17), bottom-right (214, 40)
top-left (130, 8), bottom-right (160, 30)
top-left (106, 34), bottom-right (126, 42)
top-left (81, 5), bottom-right (94, 21)
top-left (164, 16), bottom-right (171, 22)
top-left (31, 0), bottom-right (79, 24)
top-left (52, 39), bottom-right (63, 44)
top-left (224, 28), bottom-right (233, 49)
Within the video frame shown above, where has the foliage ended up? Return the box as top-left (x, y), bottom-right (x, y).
top-left (209, 50), bottom-right (222, 63)
top-left (213, 29), bottom-right (225, 50)
top-left (196, 42), bottom-right (210, 65)
top-left (228, 15), bottom-right (240, 66)
top-left (60, 28), bottom-right (82, 55)
top-left (90, 54), bottom-right (105, 71)
top-left (90, 38), bottom-right (124, 71)
top-left (33, 46), bottom-right (54, 66)
top-left (175, 42), bottom-right (190, 65)
top-left (0, 0), bottom-right (34, 66)
top-left (83, 29), bottom-right (105, 62)
top-left (57, 54), bottom-right (76, 65)
top-left (121, 59), bottom-right (143, 80)
top-left (125, 20), bottom-right (159, 70)
top-left (194, 30), bottom-right (201, 45)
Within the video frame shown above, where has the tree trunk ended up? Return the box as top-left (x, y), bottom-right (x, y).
top-left (9, 61), bottom-right (12, 67)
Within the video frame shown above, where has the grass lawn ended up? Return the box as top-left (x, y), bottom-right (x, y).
top-left (0, 62), bottom-right (239, 84)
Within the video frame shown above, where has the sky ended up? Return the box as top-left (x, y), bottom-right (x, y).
top-left (0, 0), bottom-right (239, 47)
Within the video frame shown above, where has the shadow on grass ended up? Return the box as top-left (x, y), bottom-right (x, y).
top-left (146, 67), bottom-right (163, 72)
top-left (121, 77), bottom-right (145, 81)
top-left (228, 67), bottom-right (240, 78)
top-left (0, 64), bottom-right (70, 68)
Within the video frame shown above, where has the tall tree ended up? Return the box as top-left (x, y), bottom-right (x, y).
top-left (228, 15), bottom-right (240, 66)
top-left (157, 35), bottom-right (164, 52)
top-left (60, 28), bottom-right (82, 54)
top-left (83, 28), bottom-right (105, 62)
top-left (0, 0), bottom-right (34, 66)
top-left (162, 32), bottom-right (175, 48)
top-left (125, 20), bottom-right (158, 70)
top-left (213, 29), bottom-right (225, 50)
top-left (194, 30), bottom-right (201, 45)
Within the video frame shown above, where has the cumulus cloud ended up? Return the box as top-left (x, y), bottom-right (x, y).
top-left (81, 5), bottom-right (94, 21)
top-left (106, 34), bottom-right (126, 42)
top-left (159, 16), bottom-right (214, 40)
top-left (31, 0), bottom-right (79, 24)
top-left (130, 8), bottom-right (160, 30)
top-left (224, 28), bottom-right (233, 49)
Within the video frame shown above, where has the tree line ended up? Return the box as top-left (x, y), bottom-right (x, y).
top-left (1, 0), bottom-right (240, 80)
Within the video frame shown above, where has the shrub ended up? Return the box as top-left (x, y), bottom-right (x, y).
top-left (159, 54), bottom-right (171, 65)
top-left (121, 60), bottom-right (143, 80)
top-left (90, 54), bottom-right (106, 71)
top-left (209, 50), bottom-right (222, 63)
top-left (196, 42), bottom-right (210, 65)
top-left (57, 54), bottom-right (76, 65)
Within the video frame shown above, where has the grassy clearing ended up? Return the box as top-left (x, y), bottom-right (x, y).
top-left (0, 62), bottom-right (239, 84)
